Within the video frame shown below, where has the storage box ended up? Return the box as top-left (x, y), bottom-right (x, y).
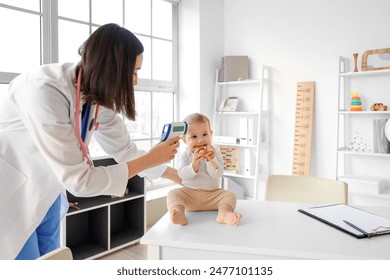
top-left (220, 56), bottom-right (249, 82)
top-left (339, 175), bottom-right (388, 194)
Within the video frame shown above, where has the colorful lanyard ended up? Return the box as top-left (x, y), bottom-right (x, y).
top-left (75, 69), bottom-right (99, 166)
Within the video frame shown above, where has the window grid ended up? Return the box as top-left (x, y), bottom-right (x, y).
top-left (0, 0), bottom-right (179, 189)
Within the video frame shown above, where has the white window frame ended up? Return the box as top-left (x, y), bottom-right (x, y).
top-left (0, 0), bottom-right (180, 190)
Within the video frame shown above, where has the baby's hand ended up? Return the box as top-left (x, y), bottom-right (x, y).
top-left (193, 149), bottom-right (204, 161)
top-left (204, 146), bottom-right (215, 160)
top-left (192, 150), bottom-right (204, 172)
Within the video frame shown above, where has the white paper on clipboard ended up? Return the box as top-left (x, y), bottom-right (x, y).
top-left (299, 204), bottom-right (390, 238)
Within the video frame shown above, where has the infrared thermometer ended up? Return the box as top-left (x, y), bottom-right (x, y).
top-left (161, 122), bottom-right (188, 142)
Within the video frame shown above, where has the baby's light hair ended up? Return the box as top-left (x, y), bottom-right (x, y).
top-left (183, 113), bottom-right (211, 128)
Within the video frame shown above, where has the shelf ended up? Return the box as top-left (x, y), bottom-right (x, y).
top-left (65, 207), bottom-right (109, 260)
top-left (63, 157), bottom-right (145, 259)
top-left (217, 79), bottom-right (260, 86)
top-left (216, 111), bottom-right (260, 116)
top-left (338, 110), bottom-right (390, 115)
top-left (340, 69), bottom-right (390, 77)
top-left (111, 229), bottom-right (144, 249)
top-left (214, 142), bottom-right (257, 148)
top-left (110, 199), bottom-right (144, 248)
top-left (213, 66), bottom-right (271, 200)
top-left (66, 191), bottom-right (144, 215)
top-left (337, 57), bottom-right (390, 207)
top-left (223, 172), bottom-right (256, 180)
top-left (337, 148), bottom-right (390, 158)
top-left (65, 194), bottom-right (145, 259)
top-left (69, 243), bottom-right (107, 260)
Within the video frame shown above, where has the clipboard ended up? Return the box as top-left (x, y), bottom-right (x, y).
top-left (299, 204), bottom-right (390, 239)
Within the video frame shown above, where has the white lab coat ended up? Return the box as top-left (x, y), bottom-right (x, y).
top-left (0, 63), bottom-right (166, 259)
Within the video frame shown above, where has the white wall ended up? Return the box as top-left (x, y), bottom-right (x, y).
top-left (178, 0), bottom-right (224, 120)
top-left (179, 0), bottom-right (390, 179)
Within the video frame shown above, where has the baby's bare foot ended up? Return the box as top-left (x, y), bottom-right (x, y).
top-left (216, 211), bottom-right (242, 225)
top-left (170, 208), bottom-right (188, 225)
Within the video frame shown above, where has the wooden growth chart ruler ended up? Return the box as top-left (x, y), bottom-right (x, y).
top-left (292, 81), bottom-right (315, 176)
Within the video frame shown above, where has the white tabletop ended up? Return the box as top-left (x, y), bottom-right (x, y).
top-left (141, 200), bottom-right (390, 259)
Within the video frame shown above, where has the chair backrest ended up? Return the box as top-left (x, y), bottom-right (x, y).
top-left (264, 175), bottom-right (348, 204)
top-left (37, 247), bottom-right (73, 260)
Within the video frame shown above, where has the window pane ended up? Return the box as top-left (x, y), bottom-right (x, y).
top-left (58, 20), bottom-right (89, 63)
top-left (0, 0), bottom-right (39, 11)
top-left (152, 92), bottom-right (174, 138)
top-left (137, 35), bottom-right (151, 79)
top-left (152, 0), bottom-right (172, 39)
top-left (125, 0), bottom-right (151, 35)
top-left (152, 39), bottom-right (172, 81)
top-left (91, 0), bottom-right (122, 25)
top-left (0, 8), bottom-right (40, 72)
top-left (58, 0), bottom-right (89, 22)
top-left (123, 91), bottom-right (151, 140)
top-left (92, 25), bottom-right (99, 33)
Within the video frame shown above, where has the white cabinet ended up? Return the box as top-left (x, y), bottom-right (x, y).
top-left (336, 57), bottom-right (390, 206)
top-left (62, 157), bottom-right (145, 259)
top-left (212, 66), bottom-right (271, 200)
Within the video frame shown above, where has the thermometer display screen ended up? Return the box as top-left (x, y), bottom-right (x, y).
top-left (173, 126), bottom-right (184, 132)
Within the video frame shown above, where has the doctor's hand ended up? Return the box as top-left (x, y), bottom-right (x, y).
top-left (151, 136), bottom-right (181, 162)
top-left (126, 136), bottom-right (180, 179)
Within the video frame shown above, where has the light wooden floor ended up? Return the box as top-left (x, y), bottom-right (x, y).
top-left (96, 243), bottom-right (148, 260)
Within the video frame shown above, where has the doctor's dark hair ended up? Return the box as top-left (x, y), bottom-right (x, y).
top-left (77, 23), bottom-right (143, 120)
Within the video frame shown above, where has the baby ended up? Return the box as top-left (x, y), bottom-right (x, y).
top-left (167, 113), bottom-right (241, 225)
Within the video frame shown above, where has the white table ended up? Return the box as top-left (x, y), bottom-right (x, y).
top-left (141, 200), bottom-right (390, 259)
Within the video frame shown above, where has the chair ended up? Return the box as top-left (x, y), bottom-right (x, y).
top-left (37, 246), bottom-right (73, 260)
top-left (264, 175), bottom-right (348, 204)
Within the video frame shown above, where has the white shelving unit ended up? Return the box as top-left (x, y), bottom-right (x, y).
top-left (61, 157), bottom-right (145, 260)
top-left (212, 66), bottom-right (271, 200)
top-left (336, 57), bottom-right (390, 206)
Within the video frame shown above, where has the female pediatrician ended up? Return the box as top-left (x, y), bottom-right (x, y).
top-left (0, 23), bottom-right (181, 260)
